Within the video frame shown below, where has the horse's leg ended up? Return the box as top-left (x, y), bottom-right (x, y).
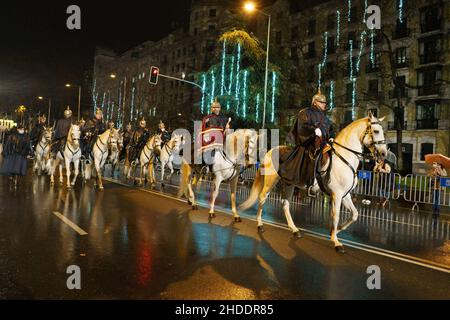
top-left (167, 160), bottom-right (174, 179)
top-left (50, 159), bottom-right (56, 185)
top-left (59, 158), bottom-right (64, 185)
top-left (161, 161), bottom-right (165, 181)
top-left (187, 169), bottom-right (197, 210)
top-left (338, 193), bottom-right (359, 234)
top-left (230, 174), bottom-right (241, 222)
top-left (71, 158), bottom-right (79, 186)
top-left (138, 161), bottom-right (145, 187)
top-left (330, 192), bottom-right (345, 253)
top-left (65, 158), bottom-right (71, 189)
top-left (256, 174), bottom-right (279, 232)
top-left (209, 176), bottom-right (222, 219)
top-left (282, 184), bottom-right (301, 237)
top-left (96, 160), bottom-right (104, 191)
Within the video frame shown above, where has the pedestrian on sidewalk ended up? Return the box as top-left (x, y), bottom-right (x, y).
top-left (428, 162), bottom-right (447, 213)
top-left (0, 125), bottom-right (31, 187)
top-left (374, 158), bottom-right (392, 208)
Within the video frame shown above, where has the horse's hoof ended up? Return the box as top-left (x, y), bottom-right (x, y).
top-left (192, 205), bottom-right (198, 211)
top-left (209, 213), bottom-right (216, 219)
top-left (257, 225), bottom-right (265, 233)
top-left (234, 217), bottom-right (242, 223)
top-left (292, 230), bottom-right (302, 238)
top-left (335, 245), bottom-right (345, 253)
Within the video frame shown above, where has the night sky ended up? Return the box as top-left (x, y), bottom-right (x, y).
top-left (0, 0), bottom-right (275, 117)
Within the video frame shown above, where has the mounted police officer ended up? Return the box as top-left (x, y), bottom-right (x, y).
top-left (82, 108), bottom-right (107, 157)
top-left (157, 120), bottom-right (171, 146)
top-left (29, 114), bottom-right (47, 150)
top-left (120, 123), bottom-right (133, 161)
top-left (279, 89), bottom-right (335, 187)
top-left (51, 106), bottom-right (73, 158)
top-left (127, 118), bottom-right (149, 161)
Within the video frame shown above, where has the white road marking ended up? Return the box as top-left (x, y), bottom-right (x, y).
top-left (103, 178), bottom-right (450, 274)
top-left (52, 211), bottom-right (88, 236)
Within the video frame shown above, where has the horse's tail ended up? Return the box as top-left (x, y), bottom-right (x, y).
top-left (177, 160), bottom-right (191, 199)
top-left (238, 167), bottom-right (264, 212)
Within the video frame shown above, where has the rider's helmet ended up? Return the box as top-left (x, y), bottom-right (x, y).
top-left (39, 114), bottom-right (46, 123)
top-left (79, 117), bottom-right (86, 127)
top-left (158, 120), bottom-right (165, 130)
top-left (139, 118), bottom-right (146, 128)
top-left (64, 106), bottom-right (72, 118)
top-left (311, 89), bottom-right (327, 110)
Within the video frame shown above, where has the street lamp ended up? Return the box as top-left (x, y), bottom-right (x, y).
top-left (110, 74), bottom-right (116, 79)
top-left (244, 1), bottom-right (271, 129)
top-left (37, 96), bottom-right (52, 126)
top-left (65, 83), bottom-right (82, 121)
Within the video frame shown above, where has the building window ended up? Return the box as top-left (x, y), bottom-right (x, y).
top-left (420, 143), bottom-right (434, 160)
top-left (394, 18), bottom-right (408, 39)
top-left (307, 19), bottom-right (315, 36)
top-left (418, 67), bottom-right (442, 95)
top-left (209, 9), bottom-right (216, 17)
top-left (327, 13), bottom-right (335, 30)
top-left (290, 47), bottom-right (298, 59)
top-left (368, 79), bottom-right (379, 98)
top-left (416, 101), bottom-right (440, 129)
top-left (183, 47), bottom-right (186, 56)
top-left (307, 41), bottom-right (315, 58)
top-left (345, 83), bottom-right (353, 103)
top-left (291, 26), bottom-right (299, 41)
top-left (327, 36), bottom-right (335, 54)
top-left (208, 24), bottom-right (216, 31)
top-left (395, 47), bottom-right (407, 67)
top-left (367, 52), bottom-right (381, 72)
top-left (420, 4), bottom-right (442, 33)
top-left (419, 36), bottom-right (442, 64)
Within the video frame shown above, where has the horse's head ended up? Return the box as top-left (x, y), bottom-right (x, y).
top-left (245, 129), bottom-right (258, 166)
top-left (43, 127), bottom-right (52, 142)
top-left (69, 125), bottom-right (81, 148)
top-left (109, 128), bottom-right (120, 152)
top-left (362, 112), bottom-right (388, 160)
top-left (169, 134), bottom-right (183, 151)
top-left (150, 134), bottom-right (162, 150)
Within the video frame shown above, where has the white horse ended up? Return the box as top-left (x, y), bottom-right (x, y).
top-left (179, 129), bottom-right (258, 222)
top-left (88, 128), bottom-right (121, 190)
top-left (138, 134), bottom-right (162, 186)
top-left (239, 113), bottom-right (387, 252)
top-left (106, 129), bottom-right (122, 178)
top-left (33, 127), bottom-right (52, 175)
top-left (159, 134), bottom-right (183, 182)
top-left (50, 124), bottom-right (82, 189)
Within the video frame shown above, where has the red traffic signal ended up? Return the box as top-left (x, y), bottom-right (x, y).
top-left (149, 66), bottom-right (159, 85)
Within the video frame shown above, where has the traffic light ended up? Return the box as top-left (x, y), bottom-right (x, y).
top-left (149, 66), bottom-right (159, 85)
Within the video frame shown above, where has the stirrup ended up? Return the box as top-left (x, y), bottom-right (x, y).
top-left (307, 185), bottom-right (317, 198)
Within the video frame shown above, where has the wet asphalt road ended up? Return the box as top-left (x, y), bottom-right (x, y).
top-left (0, 171), bottom-right (449, 299)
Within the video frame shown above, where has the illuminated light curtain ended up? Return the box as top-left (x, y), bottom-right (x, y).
top-left (235, 43), bottom-right (241, 115)
top-left (271, 71), bottom-right (277, 123)
top-left (329, 81), bottom-right (335, 111)
top-left (242, 70), bottom-right (248, 118)
top-left (201, 74), bottom-right (206, 114)
top-left (336, 10), bottom-right (341, 46)
top-left (210, 71), bottom-right (216, 104)
top-left (220, 40), bottom-right (226, 96)
top-left (255, 93), bottom-right (260, 123)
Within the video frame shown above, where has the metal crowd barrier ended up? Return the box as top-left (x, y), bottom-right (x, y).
top-left (403, 174), bottom-right (450, 211)
top-left (353, 171), bottom-right (403, 200)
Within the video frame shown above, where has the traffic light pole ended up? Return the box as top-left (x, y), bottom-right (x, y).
top-left (157, 73), bottom-right (204, 91)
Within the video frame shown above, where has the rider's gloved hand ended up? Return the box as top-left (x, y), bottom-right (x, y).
top-left (315, 128), bottom-right (322, 137)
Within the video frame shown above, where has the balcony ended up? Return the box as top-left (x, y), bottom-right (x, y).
top-left (416, 119), bottom-right (438, 130)
top-left (418, 84), bottom-right (442, 96)
top-left (419, 52), bottom-right (441, 64)
top-left (393, 28), bottom-right (410, 40)
top-left (421, 20), bottom-right (442, 33)
top-left (395, 58), bottom-right (410, 68)
top-left (389, 88), bottom-right (408, 99)
top-left (366, 64), bottom-right (380, 73)
top-left (388, 121), bottom-right (408, 130)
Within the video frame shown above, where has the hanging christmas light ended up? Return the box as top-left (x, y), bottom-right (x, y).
top-left (220, 40), bottom-right (226, 96)
top-left (242, 70), bottom-right (248, 118)
top-left (235, 43), bottom-right (241, 114)
top-left (255, 93), bottom-right (260, 123)
top-left (356, 30), bottom-right (366, 73)
top-left (370, 29), bottom-right (375, 64)
top-left (348, 0), bottom-right (352, 22)
top-left (318, 64), bottom-right (322, 90)
top-left (201, 74), bottom-right (206, 114)
top-left (398, 0), bottom-right (404, 23)
top-left (101, 92), bottom-right (106, 110)
top-left (329, 81), bottom-right (335, 111)
top-left (271, 71), bottom-right (277, 123)
top-left (92, 79), bottom-right (97, 112)
top-left (228, 56), bottom-right (235, 94)
top-left (363, 0), bottom-right (368, 23)
top-left (321, 32), bottom-right (328, 67)
top-left (130, 86), bottom-right (135, 121)
top-left (210, 70), bottom-right (216, 104)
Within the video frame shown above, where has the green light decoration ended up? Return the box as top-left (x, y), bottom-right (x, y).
top-left (318, 64), bottom-right (322, 90)
top-left (201, 74), bottom-right (206, 114)
top-left (329, 81), bottom-right (335, 111)
top-left (210, 71), bottom-right (216, 104)
top-left (92, 79), bottom-right (97, 112)
top-left (220, 40), bottom-right (226, 96)
top-left (242, 70), bottom-right (248, 118)
top-left (228, 56), bottom-right (235, 94)
top-left (271, 71), bottom-right (277, 123)
top-left (101, 92), bottom-right (106, 111)
top-left (348, 0), bottom-right (351, 22)
top-left (255, 93), bottom-right (260, 123)
top-left (349, 40), bottom-right (356, 119)
top-left (363, 0), bottom-right (368, 23)
top-left (370, 29), bottom-right (375, 64)
top-left (130, 86), bottom-right (135, 121)
top-left (398, 0), bottom-right (404, 23)
top-left (321, 32), bottom-right (328, 67)
top-left (235, 43), bottom-right (241, 115)
top-left (356, 30), bottom-right (366, 73)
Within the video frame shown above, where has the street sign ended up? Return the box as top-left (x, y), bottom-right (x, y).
top-left (440, 178), bottom-right (450, 188)
top-left (358, 170), bottom-right (372, 180)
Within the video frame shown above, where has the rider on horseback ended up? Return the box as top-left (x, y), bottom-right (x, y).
top-left (51, 107), bottom-right (73, 158)
top-left (82, 108), bottom-right (107, 158)
top-left (120, 123), bottom-right (133, 161)
top-left (279, 89), bottom-right (335, 187)
top-left (157, 120), bottom-right (171, 146)
top-left (29, 114), bottom-right (47, 150)
top-left (128, 118), bottom-right (149, 161)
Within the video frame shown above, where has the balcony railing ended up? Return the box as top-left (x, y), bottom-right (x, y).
top-left (395, 58), bottom-right (409, 68)
top-left (416, 119), bottom-right (438, 130)
top-left (419, 52), bottom-right (441, 64)
top-left (418, 84), bottom-right (442, 96)
top-left (388, 121), bottom-right (407, 130)
top-left (421, 20), bottom-right (442, 33)
top-left (366, 64), bottom-right (380, 73)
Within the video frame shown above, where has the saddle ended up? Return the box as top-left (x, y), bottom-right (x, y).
top-left (314, 143), bottom-right (333, 194)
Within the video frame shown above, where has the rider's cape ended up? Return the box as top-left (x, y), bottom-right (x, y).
top-left (278, 107), bottom-right (335, 186)
top-left (53, 118), bottom-right (72, 141)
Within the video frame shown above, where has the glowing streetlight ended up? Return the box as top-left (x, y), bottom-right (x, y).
top-left (65, 83), bottom-right (82, 121)
top-left (38, 96), bottom-right (44, 100)
top-left (65, 83), bottom-right (71, 88)
top-left (110, 74), bottom-right (116, 79)
top-left (37, 96), bottom-right (51, 125)
top-left (244, 2), bottom-right (256, 12)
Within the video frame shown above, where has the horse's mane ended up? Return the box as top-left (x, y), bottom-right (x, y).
top-left (335, 117), bottom-right (369, 141)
